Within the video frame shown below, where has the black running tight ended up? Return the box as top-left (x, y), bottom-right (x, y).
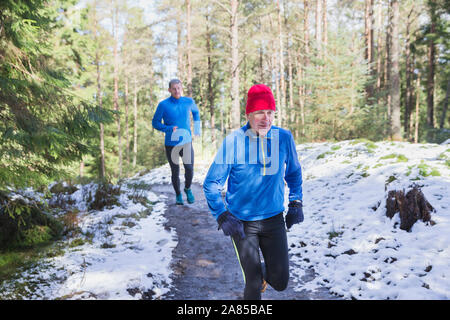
top-left (231, 212), bottom-right (289, 300)
top-left (164, 142), bottom-right (194, 195)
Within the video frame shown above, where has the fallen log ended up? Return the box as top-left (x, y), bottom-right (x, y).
top-left (385, 185), bottom-right (435, 231)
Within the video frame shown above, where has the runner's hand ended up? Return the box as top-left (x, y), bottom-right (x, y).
top-left (217, 211), bottom-right (246, 240)
top-left (285, 200), bottom-right (304, 229)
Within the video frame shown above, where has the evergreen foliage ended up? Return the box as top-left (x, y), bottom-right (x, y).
top-left (0, 0), bottom-right (113, 189)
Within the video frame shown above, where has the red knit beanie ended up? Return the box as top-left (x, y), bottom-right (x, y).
top-left (245, 84), bottom-right (276, 114)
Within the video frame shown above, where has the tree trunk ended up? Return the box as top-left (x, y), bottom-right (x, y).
top-left (269, 13), bottom-right (281, 126)
top-left (133, 77), bottom-right (138, 168)
top-left (440, 79), bottom-right (450, 129)
top-left (147, 46), bottom-right (154, 115)
top-left (415, 73), bottom-right (421, 143)
top-left (176, 18), bottom-right (184, 82)
top-left (295, 50), bottom-right (305, 137)
top-left (376, 0), bottom-right (382, 104)
top-left (304, 0), bottom-right (310, 69)
top-left (272, 44), bottom-right (281, 126)
top-left (276, 0), bottom-right (286, 127)
top-left (230, 0), bottom-right (240, 129)
top-left (409, 53), bottom-right (416, 141)
top-left (93, 2), bottom-right (105, 180)
top-left (287, 46), bottom-right (294, 130)
top-left (124, 76), bottom-right (130, 166)
top-left (389, 0), bottom-right (401, 141)
top-left (186, 0), bottom-right (193, 97)
top-left (205, 11), bottom-right (216, 144)
top-left (322, 0), bottom-right (327, 57)
top-left (350, 32), bottom-right (356, 116)
top-left (365, 0), bottom-right (374, 101)
top-left (80, 160), bottom-right (84, 177)
top-left (404, 6), bottom-right (415, 137)
top-left (259, 45), bottom-right (264, 83)
top-left (315, 0), bottom-right (321, 58)
top-left (385, 1), bottom-right (391, 126)
top-left (112, 3), bottom-right (122, 177)
top-left (427, 0), bottom-right (437, 128)
top-left (301, 0), bottom-right (310, 136)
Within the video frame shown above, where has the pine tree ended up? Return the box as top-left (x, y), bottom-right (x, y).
top-left (0, 0), bottom-right (112, 188)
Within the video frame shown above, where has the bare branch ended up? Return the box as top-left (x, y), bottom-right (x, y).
top-left (211, 0), bottom-right (232, 16)
top-left (238, 8), bottom-right (276, 27)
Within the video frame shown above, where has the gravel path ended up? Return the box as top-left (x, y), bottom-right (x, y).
top-left (152, 183), bottom-right (340, 300)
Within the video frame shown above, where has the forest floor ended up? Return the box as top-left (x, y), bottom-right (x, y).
top-left (155, 183), bottom-right (339, 300)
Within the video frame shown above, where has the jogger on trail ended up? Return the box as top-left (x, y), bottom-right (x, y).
top-left (152, 79), bottom-right (201, 205)
top-left (203, 84), bottom-right (304, 300)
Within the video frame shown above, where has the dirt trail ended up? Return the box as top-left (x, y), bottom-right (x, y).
top-left (152, 183), bottom-right (339, 300)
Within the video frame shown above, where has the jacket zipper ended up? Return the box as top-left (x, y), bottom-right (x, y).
top-left (260, 137), bottom-right (266, 176)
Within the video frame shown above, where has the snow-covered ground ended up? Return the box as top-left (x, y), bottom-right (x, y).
top-left (0, 182), bottom-right (177, 300)
top-left (288, 140), bottom-right (450, 299)
top-left (1, 139), bottom-right (449, 300)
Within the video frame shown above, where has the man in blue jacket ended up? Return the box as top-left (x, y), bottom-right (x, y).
top-left (152, 79), bottom-right (201, 205)
top-left (203, 84), bottom-right (304, 300)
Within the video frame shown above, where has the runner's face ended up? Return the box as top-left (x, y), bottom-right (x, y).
top-left (247, 109), bottom-right (274, 136)
top-left (168, 83), bottom-right (183, 99)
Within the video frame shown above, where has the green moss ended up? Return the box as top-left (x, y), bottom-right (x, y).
top-left (406, 165), bottom-right (414, 176)
top-left (0, 250), bottom-right (37, 282)
top-left (365, 142), bottom-right (378, 153)
top-left (430, 168), bottom-right (441, 176)
top-left (100, 242), bottom-right (116, 249)
top-left (380, 153), bottom-right (408, 162)
top-left (380, 154), bottom-right (397, 159)
top-left (437, 151), bottom-right (450, 160)
top-left (386, 175), bottom-right (397, 184)
top-left (417, 162), bottom-right (441, 177)
top-left (317, 151), bottom-right (334, 159)
top-left (331, 145), bottom-right (341, 151)
top-left (327, 231), bottom-right (344, 240)
top-left (396, 154), bottom-right (408, 162)
top-left (69, 238), bottom-right (86, 248)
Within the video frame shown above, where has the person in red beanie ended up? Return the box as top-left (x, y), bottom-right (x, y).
top-left (203, 84), bottom-right (304, 300)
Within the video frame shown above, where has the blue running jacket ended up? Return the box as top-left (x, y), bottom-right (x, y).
top-left (152, 96), bottom-right (201, 146)
top-left (203, 123), bottom-right (303, 221)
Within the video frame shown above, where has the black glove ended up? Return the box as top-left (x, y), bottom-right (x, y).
top-left (285, 200), bottom-right (304, 229)
top-left (217, 211), bottom-right (246, 240)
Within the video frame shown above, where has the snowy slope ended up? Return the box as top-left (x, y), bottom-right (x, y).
top-left (288, 140), bottom-right (450, 299)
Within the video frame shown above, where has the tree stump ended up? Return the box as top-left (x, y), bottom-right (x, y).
top-left (385, 185), bottom-right (435, 231)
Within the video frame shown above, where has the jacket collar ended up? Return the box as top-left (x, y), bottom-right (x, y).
top-left (169, 96), bottom-right (181, 103)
